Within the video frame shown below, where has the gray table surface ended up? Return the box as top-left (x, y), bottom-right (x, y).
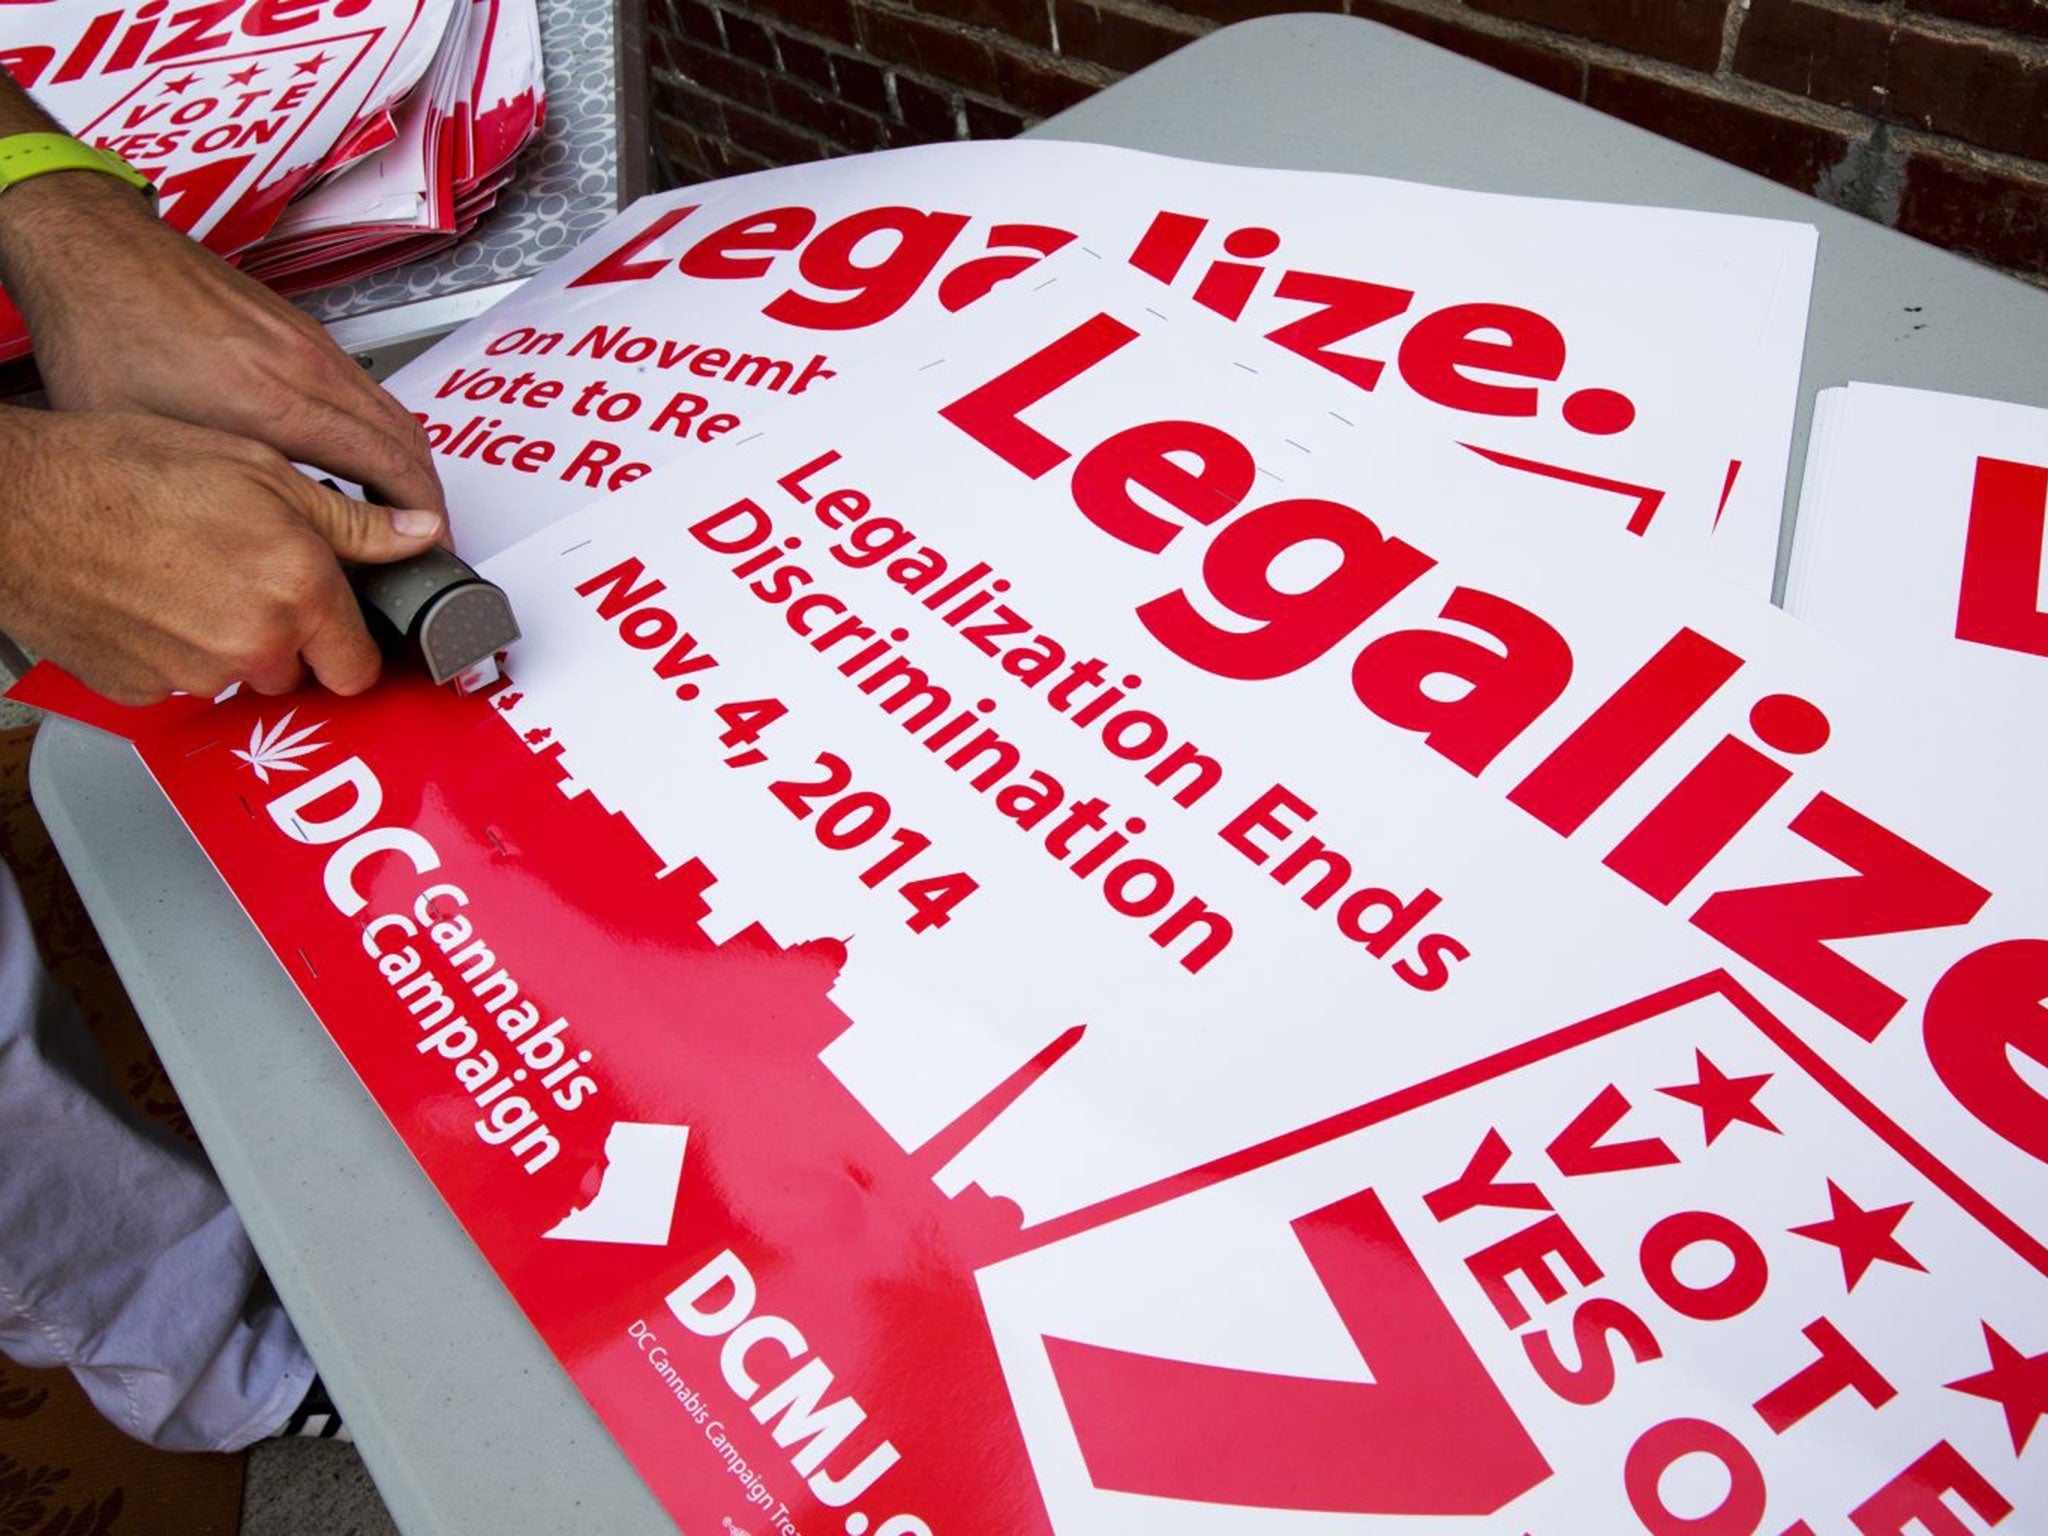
top-left (31, 14), bottom-right (2048, 1534)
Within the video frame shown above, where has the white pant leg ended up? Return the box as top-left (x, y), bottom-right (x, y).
top-left (0, 863), bottom-right (313, 1451)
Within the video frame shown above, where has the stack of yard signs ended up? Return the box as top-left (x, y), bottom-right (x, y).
top-left (0, 0), bottom-right (542, 357)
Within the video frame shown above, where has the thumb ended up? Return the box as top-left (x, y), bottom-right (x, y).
top-left (290, 476), bottom-right (444, 563)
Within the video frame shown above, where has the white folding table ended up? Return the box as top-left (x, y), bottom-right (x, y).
top-left (30, 14), bottom-right (2048, 1532)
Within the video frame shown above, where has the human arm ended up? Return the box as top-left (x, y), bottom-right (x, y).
top-left (0, 71), bottom-right (446, 516)
top-left (0, 405), bottom-right (443, 702)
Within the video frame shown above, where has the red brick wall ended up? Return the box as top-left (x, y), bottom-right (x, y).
top-left (645, 0), bottom-right (2048, 284)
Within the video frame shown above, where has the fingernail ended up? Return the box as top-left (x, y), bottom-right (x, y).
top-left (393, 509), bottom-right (442, 537)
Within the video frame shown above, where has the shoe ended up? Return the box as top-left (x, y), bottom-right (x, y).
top-left (276, 1375), bottom-right (353, 1443)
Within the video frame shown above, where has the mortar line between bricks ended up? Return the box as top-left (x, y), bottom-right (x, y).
top-left (864, 0), bottom-right (1182, 76)
top-left (658, 52), bottom-right (1067, 156)
top-left (1718, 0), bottom-right (1746, 76)
top-left (1087, 0), bottom-right (1211, 34)
top-left (1891, 121), bottom-right (2048, 181)
top-left (665, 78), bottom-right (839, 155)
top-left (1754, 0), bottom-right (2048, 60)
top-left (1345, 0), bottom-right (1706, 88)
top-left (1862, 121), bottom-right (1909, 225)
top-left (756, 6), bottom-right (1118, 103)
top-left (1519, 27), bottom-right (1887, 135)
top-left (1581, 57), bottom-right (1887, 139)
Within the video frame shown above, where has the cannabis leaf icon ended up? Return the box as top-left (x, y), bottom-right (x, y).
top-left (232, 710), bottom-right (327, 783)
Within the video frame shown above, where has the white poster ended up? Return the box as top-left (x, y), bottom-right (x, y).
top-left (389, 140), bottom-right (1815, 593)
top-left (1787, 382), bottom-right (2048, 749)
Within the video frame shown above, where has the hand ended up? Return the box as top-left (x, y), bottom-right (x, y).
top-left (0, 407), bottom-right (445, 704)
top-left (0, 172), bottom-right (447, 521)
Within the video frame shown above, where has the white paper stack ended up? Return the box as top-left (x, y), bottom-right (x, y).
top-left (240, 0), bottom-right (543, 291)
top-left (1786, 383), bottom-right (2048, 750)
top-left (0, 0), bottom-right (544, 357)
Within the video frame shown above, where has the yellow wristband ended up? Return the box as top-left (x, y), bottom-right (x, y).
top-left (0, 133), bottom-right (156, 207)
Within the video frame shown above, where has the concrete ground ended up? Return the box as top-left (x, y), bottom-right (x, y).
top-left (242, 1442), bottom-right (398, 1535)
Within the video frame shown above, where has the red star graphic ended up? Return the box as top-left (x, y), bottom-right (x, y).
top-left (1658, 1050), bottom-right (1780, 1144)
top-left (227, 63), bottom-right (265, 86)
top-left (160, 72), bottom-right (198, 95)
top-left (1947, 1324), bottom-right (2048, 1454)
top-left (294, 52), bottom-right (329, 76)
top-left (1789, 1180), bottom-right (1926, 1291)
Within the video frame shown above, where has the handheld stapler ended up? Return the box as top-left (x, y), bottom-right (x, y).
top-left (314, 479), bottom-right (518, 692)
top-left (348, 545), bottom-right (521, 694)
